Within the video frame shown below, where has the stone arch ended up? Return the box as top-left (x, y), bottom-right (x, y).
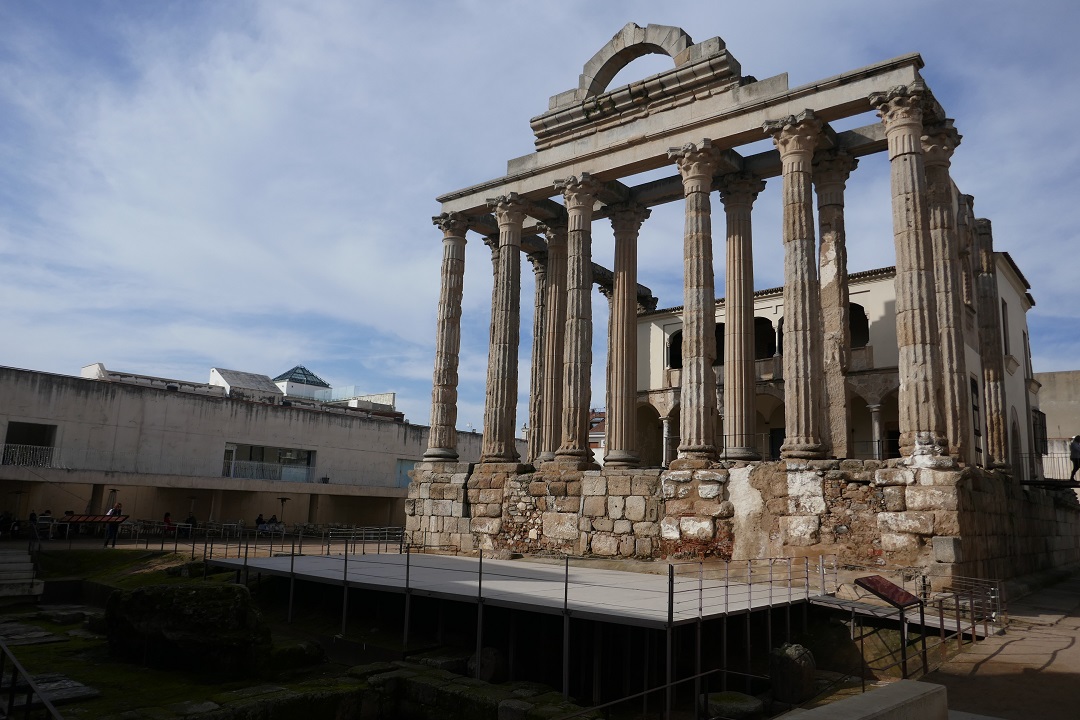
top-left (579, 23), bottom-right (693, 98)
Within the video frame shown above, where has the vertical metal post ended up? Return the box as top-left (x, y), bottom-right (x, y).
top-left (920, 602), bottom-right (928, 674)
top-left (299, 529), bottom-right (304, 556)
top-left (899, 606), bottom-right (908, 678)
top-left (860, 616), bottom-right (866, 692)
top-left (666, 564), bottom-right (674, 720)
top-left (956, 594), bottom-right (963, 650)
top-left (969, 588), bottom-right (977, 644)
top-left (475, 552), bottom-right (484, 680)
top-left (243, 539), bottom-right (249, 585)
top-left (819, 554), bottom-right (826, 594)
top-left (288, 537), bottom-right (296, 623)
top-left (696, 562), bottom-right (703, 718)
top-left (340, 548), bottom-right (349, 637)
top-left (563, 555), bottom-right (570, 699)
top-left (403, 546), bottom-right (411, 658)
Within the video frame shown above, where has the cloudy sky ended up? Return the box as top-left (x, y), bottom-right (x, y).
top-left (2, 1), bottom-right (1079, 433)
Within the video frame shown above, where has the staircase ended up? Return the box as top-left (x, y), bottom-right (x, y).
top-left (0, 548), bottom-right (44, 602)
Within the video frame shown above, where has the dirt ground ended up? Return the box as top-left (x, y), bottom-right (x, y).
top-left (922, 569), bottom-right (1080, 719)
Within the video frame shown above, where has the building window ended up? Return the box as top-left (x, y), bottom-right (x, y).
top-left (2, 422), bottom-right (57, 467)
top-left (668, 330), bottom-right (683, 369)
top-left (849, 302), bottom-right (870, 348)
top-left (1001, 299), bottom-right (1010, 356)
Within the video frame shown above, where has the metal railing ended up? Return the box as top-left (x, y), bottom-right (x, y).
top-left (0, 638), bottom-right (64, 719)
top-left (0, 445), bottom-right (56, 468)
top-left (222, 460), bottom-right (316, 483)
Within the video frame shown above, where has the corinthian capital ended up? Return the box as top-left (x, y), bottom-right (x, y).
top-left (432, 211), bottom-right (468, 238)
top-left (716, 172), bottom-right (766, 209)
top-left (526, 250), bottom-right (548, 275)
top-left (554, 173), bottom-right (601, 212)
top-left (763, 110), bottom-right (823, 160)
top-left (921, 119), bottom-right (962, 168)
top-left (609, 203), bottom-right (651, 237)
top-left (487, 193), bottom-right (528, 228)
top-left (869, 81), bottom-right (927, 130)
top-left (667, 139), bottom-right (725, 192)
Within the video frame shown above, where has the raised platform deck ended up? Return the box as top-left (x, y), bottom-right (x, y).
top-left (209, 552), bottom-right (819, 629)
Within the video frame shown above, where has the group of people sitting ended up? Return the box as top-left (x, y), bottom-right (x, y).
top-left (254, 514), bottom-right (282, 533)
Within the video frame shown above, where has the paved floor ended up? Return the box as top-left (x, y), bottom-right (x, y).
top-left (209, 552), bottom-right (815, 629)
top-left (923, 569), bottom-right (1080, 720)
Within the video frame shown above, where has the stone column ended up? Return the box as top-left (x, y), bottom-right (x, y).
top-left (661, 416), bottom-right (672, 468)
top-left (537, 223), bottom-right (568, 463)
top-left (764, 111), bottom-right (826, 460)
top-left (555, 174), bottom-right (601, 466)
top-left (425, 212), bottom-right (468, 461)
top-left (526, 250), bottom-right (548, 464)
top-left (716, 173), bottom-right (766, 460)
top-left (814, 151), bottom-right (858, 459)
top-left (605, 203), bottom-right (651, 466)
top-left (668, 141), bottom-right (724, 464)
top-left (867, 404), bottom-right (883, 460)
top-left (480, 194), bottom-right (527, 464)
top-left (974, 218), bottom-right (1008, 468)
top-left (923, 120), bottom-right (972, 464)
top-left (870, 83), bottom-right (950, 464)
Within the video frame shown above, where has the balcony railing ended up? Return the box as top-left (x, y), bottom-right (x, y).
top-left (222, 460), bottom-right (316, 483)
top-left (0, 444), bottom-right (55, 467)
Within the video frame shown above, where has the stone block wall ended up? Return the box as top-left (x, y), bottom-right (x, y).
top-left (407, 458), bottom-right (1080, 582)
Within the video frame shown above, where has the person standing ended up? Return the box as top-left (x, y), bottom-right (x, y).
top-left (1070, 435), bottom-right (1080, 481)
top-left (104, 502), bottom-right (123, 548)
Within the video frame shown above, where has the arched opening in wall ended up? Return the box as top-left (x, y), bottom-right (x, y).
top-left (755, 392), bottom-right (785, 460)
top-left (776, 317), bottom-right (785, 357)
top-left (635, 404), bottom-right (663, 468)
top-left (668, 330), bottom-right (683, 370)
top-left (754, 317), bottom-right (777, 359)
top-left (880, 390), bottom-right (901, 459)
top-left (713, 323), bottom-right (725, 366)
top-left (849, 302), bottom-right (870, 348)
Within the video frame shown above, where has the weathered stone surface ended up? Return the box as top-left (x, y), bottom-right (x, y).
top-left (787, 471), bottom-right (825, 514)
top-left (882, 486), bottom-right (906, 512)
top-left (624, 495), bottom-right (646, 521)
top-left (679, 516), bottom-right (714, 541)
top-left (633, 521), bottom-right (657, 537)
top-left (591, 534), bottom-right (618, 556)
top-left (705, 691), bottom-right (764, 720)
top-left (106, 584), bottom-right (270, 677)
top-left (881, 532), bottom-right (920, 552)
top-left (932, 536), bottom-right (963, 563)
top-left (607, 475), bottom-right (631, 495)
top-left (582, 496), bottom-right (606, 517)
top-left (607, 496), bottom-right (625, 520)
top-left (905, 486), bottom-right (959, 511)
top-left (581, 476), bottom-right (607, 496)
top-left (781, 516), bottom-right (820, 546)
top-left (717, 500), bottom-right (735, 519)
top-left (875, 468), bottom-right (916, 486)
top-left (472, 517), bottom-right (502, 535)
top-left (878, 511), bottom-right (934, 535)
top-left (660, 517), bottom-right (680, 540)
top-left (665, 470), bottom-right (693, 483)
top-left (542, 512), bottom-right (578, 540)
top-left (769, 643), bottom-right (816, 704)
top-left (613, 519), bottom-right (632, 535)
top-left (698, 481), bottom-right (721, 499)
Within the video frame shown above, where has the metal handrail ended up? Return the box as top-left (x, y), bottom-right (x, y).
top-left (0, 638), bottom-right (64, 719)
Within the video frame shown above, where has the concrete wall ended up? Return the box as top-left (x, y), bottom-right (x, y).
top-left (1034, 370), bottom-right (1080, 441)
top-left (0, 366), bottom-right (503, 526)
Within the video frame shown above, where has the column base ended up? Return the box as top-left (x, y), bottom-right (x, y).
top-left (719, 447), bottom-right (761, 461)
top-left (669, 454), bottom-right (715, 471)
top-left (780, 442), bottom-right (824, 460)
top-left (603, 450), bottom-right (640, 468)
top-left (423, 447), bottom-right (459, 462)
top-left (552, 449), bottom-right (599, 471)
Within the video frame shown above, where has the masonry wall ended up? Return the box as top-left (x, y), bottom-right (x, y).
top-left (408, 460), bottom-right (1080, 583)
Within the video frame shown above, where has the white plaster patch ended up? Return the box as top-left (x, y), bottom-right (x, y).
top-left (787, 470), bottom-right (826, 515)
top-left (728, 466), bottom-right (767, 560)
top-left (680, 516), bottom-right (714, 540)
top-left (660, 517), bottom-right (680, 540)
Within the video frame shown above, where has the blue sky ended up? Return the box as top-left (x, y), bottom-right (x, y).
top-left (2, 1), bottom-right (1079, 432)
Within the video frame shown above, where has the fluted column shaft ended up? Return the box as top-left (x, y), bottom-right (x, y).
top-left (425, 212), bottom-right (468, 460)
top-left (717, 175), bottom-right (765, 459)
top-left (765, 112), bottom-right (825, 459)
top-left (923, 121), bottom-right (971, 464)
top-left (555, 174), bottom-right (600, 465)
top-left (480, 194), bottom-right (527, 463)
top-left (526, 251), bottom-right (548, 464)
top-left (537, 224), bottom-right (568, 463)
top-left (974, 218), bottom-right (1008, 468)
top-left (870, 83), bottom-right (949, 462)
top-left (605, 204), bottom-right (651, 466)
top-left (814, 152), bottom-right (858, 459)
